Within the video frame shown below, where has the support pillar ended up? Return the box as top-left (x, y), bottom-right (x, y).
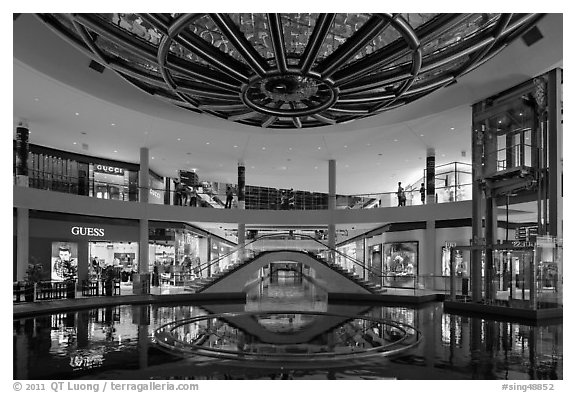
top-left (237, 162), bottom-right (246, 260)
top-left (547, 68), bottom-right (562, 240)
top-left (328, 160), bottom-right (336, 262)
top-left (16, 208), bottom-right (29, 281)
top-left (425, 219), bottom-right (436, 288)
top-left (426, 148), bottom-right (435, 204)
top-left (15, 121), bottom-right (29, 187)
top-left (135, 147), bottom-right (150, 294)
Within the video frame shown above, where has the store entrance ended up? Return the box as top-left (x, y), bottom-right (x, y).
top-left (88, 241), bottom-right (138, 282)
top-left (494, 248), bottom-right (534, 302)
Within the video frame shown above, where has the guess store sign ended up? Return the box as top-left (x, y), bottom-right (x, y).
top-left (94, 164), bottom-right (125, 175)
top-left (29, 218), bottom-right (139, 241)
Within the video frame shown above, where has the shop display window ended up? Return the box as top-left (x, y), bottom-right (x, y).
top-left (51, 241), bottom-right (78, 281)
top-left (442, 247), bottom-right (468, 277)
top-left (383, 241), bottom-right (418, 288)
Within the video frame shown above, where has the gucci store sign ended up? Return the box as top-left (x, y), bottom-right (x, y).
top-left (94, 164), bottom-right (124, 175)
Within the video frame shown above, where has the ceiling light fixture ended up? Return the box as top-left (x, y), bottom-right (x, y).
top-left (37, 13), bottom-right (543, 129)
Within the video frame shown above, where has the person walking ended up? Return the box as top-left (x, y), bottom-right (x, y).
top-left (397, 182), bottom-right (406, 206)
top-left (225, 186), bottom-right (234, 209)
top-left (419, 183), bottom-right (426, 205)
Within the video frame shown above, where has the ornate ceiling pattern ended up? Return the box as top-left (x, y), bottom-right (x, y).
top-left (37, 13), bottom-right (543, 129)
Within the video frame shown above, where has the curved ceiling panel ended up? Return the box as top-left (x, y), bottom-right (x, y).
top-left (37, 13), bottom-right (543, 129)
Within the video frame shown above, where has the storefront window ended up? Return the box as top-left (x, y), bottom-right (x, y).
top-left (383, 241), bottom-right (418, 288)
top-left (89, 241), bottom-right (138, 281)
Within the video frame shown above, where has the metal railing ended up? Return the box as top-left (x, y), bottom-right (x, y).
top-left (15, 168), bottom-right (473, 210)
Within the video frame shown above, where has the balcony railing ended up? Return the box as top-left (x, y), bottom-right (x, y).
top-left (14, 169), bottom-right (473, 211)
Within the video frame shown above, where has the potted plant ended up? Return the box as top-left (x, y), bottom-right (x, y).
top-left (24, 263), bottom-right (43, 302)
top-left (103, 265), bottom-right (115, 296)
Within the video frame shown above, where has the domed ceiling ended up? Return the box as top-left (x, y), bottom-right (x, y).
top-left (37, 13), bottom-right (543, 129)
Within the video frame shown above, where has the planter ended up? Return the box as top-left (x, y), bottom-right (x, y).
top-left (104, 281), bottom-right (113, 296)
top-left (66, 281), bottom-right (76, 299)
top-left (24, 283), bottom-right (35, 302)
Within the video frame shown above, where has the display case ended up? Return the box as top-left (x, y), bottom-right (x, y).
top-left (383, 241), bottom-right (418, 288)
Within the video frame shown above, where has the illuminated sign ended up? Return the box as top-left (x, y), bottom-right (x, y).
top-left (71, 226), bottom-right (105, 237)
top-left (94, 164), bottom-right (124, 175)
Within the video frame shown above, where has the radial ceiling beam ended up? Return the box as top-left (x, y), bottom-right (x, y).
top-left (262, 116), bottom-right (278, 128)
top-left (312, 114), bottom-right (337, 125)
top-left (316, 15), bottom-right (392, 78)
top-left (174, 29), bottom-right (250, 84)
top-left (228, 111), bottom-right (259, 121)
top-left (299, 13), bottom-right (336, 74)
top-left (455, 13), bottom-right (512, 76)
top-left (211, 13), bottom-right (269, 78)
top-left (267, 13), bottom-right (288, 73)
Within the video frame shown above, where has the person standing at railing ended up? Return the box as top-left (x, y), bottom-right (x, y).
top-left (397, 182), bottom-right (406, 206)
top-left (225, 185), bottom-right (234, 209)
top-left (175, 179), bottom-right (185, 206)
top-left (419, 183), bottom-right (426, 205)
top-left (189, 187), bottom-right (198, 207)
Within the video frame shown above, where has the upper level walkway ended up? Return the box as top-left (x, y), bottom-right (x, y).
top-left (14, 186), bottom-right (473, 227)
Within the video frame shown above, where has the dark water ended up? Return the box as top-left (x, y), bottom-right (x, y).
top-left (13, 276), bottom-right (562, 380)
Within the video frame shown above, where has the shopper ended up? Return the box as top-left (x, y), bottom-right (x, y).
top-left (189, 187), bottom-right (198, 207)
top-left (174, 179), bottom-right (185, 206)
top-left (225, 186), bottom-right (234, 209)
top-left (419, 183), bottom-right (426, 205)
top-left (152, 264), bottom-right (160, 287)
top-left (397, 182), bottom-right (406, 206)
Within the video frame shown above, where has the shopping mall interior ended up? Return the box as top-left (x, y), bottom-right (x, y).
top-left (11, 12), bottom-right (565, 381)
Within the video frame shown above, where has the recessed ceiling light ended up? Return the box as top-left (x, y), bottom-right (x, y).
top-left (288, 147), bottom-right (293, 151)
top-left (317, 146), bottom-right (321, 150)
top-left (519, 112), bottom-right (523, 116)
top-left (73, 142), bottom-right (77, 145)
top-left (394, 139), bottom-right (398, 142)
top-left (206, 142), bottom-right (210, 145)
top-left (113, 150), bottom-right (118, 153)
top-left (233, 145), bottom-right (238, 148)
top-left (151, 156), bottom-right (155, 159)
top-left (420, 134), bottom-right (424, 137)
top-left (262, 147), bottom-right (266, 150)
top-left (450, 127), bottom-right (455, 130)
top-left (111, 123), bottom-right (116, 126)
top-left (343, 145), bottom-right (348, 148)
top-left (75, 112), bottom-right (80, 116)
top-left (177, 138), bottom-right (181, 141)
top-left (498, 120), bottom-right (502, 124)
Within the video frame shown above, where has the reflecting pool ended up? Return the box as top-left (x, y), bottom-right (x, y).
top-left (13, 274), bottom-right (562, 380)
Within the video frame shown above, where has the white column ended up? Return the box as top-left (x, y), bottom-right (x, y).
top-left (328, 160), bottom-right (336, 261)
top-left (135, 147), bottom-right (150, 294)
